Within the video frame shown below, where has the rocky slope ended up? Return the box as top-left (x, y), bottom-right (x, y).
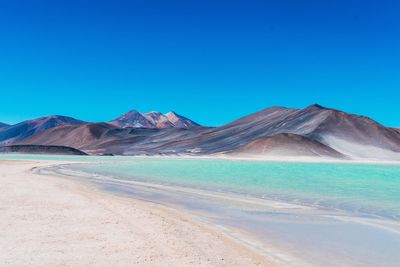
top-left (19, 123), bottom-right (207, 155)
top-left (165, 112), bottom-right (200, 128)
top-left (392, 128), bottom-right (400, 134)
top-left (143, 112), bottom-right (175, 128)
top-left (109, 110), bottom-right (155, 128)
top-left (164, 104), bottom-right (400, 160)
top-left (110, 110), bottom-right (199, 129)
top-left (0, 116), bottom-right (86, 145)
top-left (230, 133), bottom-right (347, 158)
top-left (11, 105), bottom-right (400, 160)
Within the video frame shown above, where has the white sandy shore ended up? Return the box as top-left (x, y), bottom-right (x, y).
top-left (0, 159), bottom-right (277, 267)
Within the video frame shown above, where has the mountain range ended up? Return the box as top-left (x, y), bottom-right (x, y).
top-left (0, 116), bottom-right (85, 145)
top-left (1, 105), bottom-right (400, 161)
top-left (109, 110), bottom-right (199, 128)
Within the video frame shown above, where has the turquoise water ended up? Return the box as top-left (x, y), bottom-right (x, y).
top-left (4, 155), bottom-right (400, 266)
top-left (3, 155), bottom-right (400, 219)
top-left (69, 157), bottom-right (400, 220)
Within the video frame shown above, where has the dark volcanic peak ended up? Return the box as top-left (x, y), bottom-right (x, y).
top-left (110, 109), bottom-right (200, 129)
top-left (0, 115), bottom-right (86, 145)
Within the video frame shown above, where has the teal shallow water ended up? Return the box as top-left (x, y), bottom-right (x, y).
top-left (72, 157), bottom-right (400, 220)
top-left (3, 155), bottom-right (400, 219)
top-left (4, 155), bottom-right (400, 266)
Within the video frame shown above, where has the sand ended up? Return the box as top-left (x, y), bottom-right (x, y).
top-left (0, 160), bottom-right (276, 267)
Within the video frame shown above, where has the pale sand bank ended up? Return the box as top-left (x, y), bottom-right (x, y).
top-left (0, 160), bottom-right (277, 267)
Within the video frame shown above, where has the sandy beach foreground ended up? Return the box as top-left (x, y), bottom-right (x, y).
top-left (0, 160), bottom-right (276, 267)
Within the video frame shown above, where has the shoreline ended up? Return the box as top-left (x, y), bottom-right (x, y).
top-left (2, 152), bottom-right (400, 166)
top-left (47, 158), bottom-right (400, 267)
top-left (41, 161), bottom-right (304, 266)
top-left (0, 159), bottom-right (278, 266)
top-left (2, 156), bottom-right (400, 266)
top-left (45, 160), bottom-right (400, 267)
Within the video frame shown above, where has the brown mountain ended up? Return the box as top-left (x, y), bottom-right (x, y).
top-left (392, 128), bottom-right (400, 134)
top-left (143, 112), bottom-right (175, 128)
top-left (15, 105), bottom-right (400, 160)
top-left (166, 104), bottom-right (400, 160)
top-left (110, 109), bottom-right (200, 129)
top-left (230, 133), bottom-right (346, 158)
top-left (109, 110), bottom-right (155, 128)
top-left (19, 122), bottom-right (207, 155)
top-left (0, 115), bottom-right (86, 145)
top-left (20, 123), bottom-right (116, 152)
top-left (165, 112), bottom-right (200, 128)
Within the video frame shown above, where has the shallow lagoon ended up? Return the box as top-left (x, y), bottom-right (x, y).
top-left (4, 155), bottom-right (400, 266)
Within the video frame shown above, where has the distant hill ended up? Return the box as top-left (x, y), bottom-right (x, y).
top-left (0, 145), bottom-right (87, 155)
top-left (181, 104), bottom-right (400, 160)
top-left (230, 133), bottom-right (346, 159)
top-left (19, 123), bottom-right (121, 154)
top-left (9, 105), bottom-right (400, 160)
top-left (0, 122), bottom-right (9, 128)
top-left (110, 109), bottom-right (199, 129)
top-left (19, 122), bottom-right (207, 155)
top-left (0, 115), bottom-right (86, 145)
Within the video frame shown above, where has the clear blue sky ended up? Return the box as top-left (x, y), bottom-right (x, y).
top-left (0, 0), bottom-right (399, 127)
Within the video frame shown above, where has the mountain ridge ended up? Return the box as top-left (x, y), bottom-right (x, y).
top-left (0, 115), bottom-right (86, 145)
top-left (7, 104), bottom-right (400, 160)
top-left (110, 109), bottom-right (199, 129)
top-left (0, 122), bottom-right (9, 128)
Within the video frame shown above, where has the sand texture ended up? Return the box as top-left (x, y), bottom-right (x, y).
top-left (0, 160), bottom-right (276, 267)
